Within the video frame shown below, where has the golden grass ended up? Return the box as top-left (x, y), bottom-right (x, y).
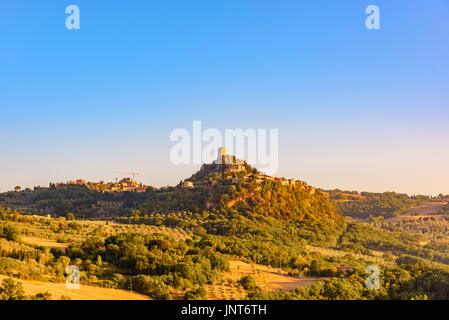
top-left (77, 220), bottom-right (192, 241)
top-left (306, 245), bottom-right (392, 264)
top-left (0, 275), bottom-right (150, 300)
top-left (203, 260), bottom-right (321, 300)
top-left (21, 236), bottom-right (69, 250)
top-left (14, 216), bottom-right (192, 244)
top-left (383, 202), bottom-right (448, 223)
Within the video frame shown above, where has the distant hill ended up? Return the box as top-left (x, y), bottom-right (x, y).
top-left (0, 160), bottom-right (343, 224)
top-left (142, 162), bottom-right (343, 223)
top-left (324, 189), bottom-right (438, 219)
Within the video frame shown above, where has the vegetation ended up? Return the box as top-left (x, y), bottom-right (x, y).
top-left (184, 286), bottom-right (207, 300)
top-left (238, 275), bottom-right (260, 291)
top-left (0, 278), bottom-right (52, 300)
top-left (327, 190), bottom-right (431, 219)
top-left (1, 163), bottom-right (449, 300)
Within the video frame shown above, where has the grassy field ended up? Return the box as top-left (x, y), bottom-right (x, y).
top-left (306, 245), bottom-right (393, 265)
top-left (21, 236), bottom-right (69, 250)
top-left (379, 202), bottom-right (449, 241)
top-left (11, 216), bottom-right (192, 244)
top-left (0, 275), bottom-right (150, 300)
top-left (202, 260), bottom-right (321, 300)
top-left (78, 220), bottom-right (192, 241)
top-left (383, 202), bottom-right (448, 223)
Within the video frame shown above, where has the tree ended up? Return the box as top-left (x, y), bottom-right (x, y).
top-left (14, 186), bottom-right (21, 192)
top-left (132, 275), bottom-right (172, 300)
top-left (195, 227), bottom-right (207, 237)
top-left (66, 213), bottom-right (76, 221)
top-left (293, 255), bottom-right (307, 269)
top-left (96, 255), bottom-right (102, 266)
top-left (0, 278), bottom-right (25, 300)
top-left (130, 210), bottom-right (141, 220)
top-left (0, 225), bottom-right (19, 242)
top-left (31, 292), bottom-right (52, 300)
top-left (237, 275), bottom-right (259, 291)
top-left (184, 286), bottom-right (207, 300)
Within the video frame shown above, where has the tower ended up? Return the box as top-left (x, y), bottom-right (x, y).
top-left (218, 147), bottom-right (227, 163)
top-left (215, 147), bottom-right (228, 164)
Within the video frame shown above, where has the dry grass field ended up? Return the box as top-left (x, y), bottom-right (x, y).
top-left (377, 202), bottom-right (449, 242)
top-left (321, 191), bottom-right (365, 201)
top-left (306, 245), bottom-right (394, 264)
top-left (383, 202), bottom-right (448, 223)
top-left (78, 220), bottom-right (192, 241)
top-left (21, 236), bottom-right (69, 250)
top-left (202, 260), bottom-right (321, 300)
top-left (0, 275), bottom-right (150, 300)
top-left (14, 216), bottom-right (192, 245)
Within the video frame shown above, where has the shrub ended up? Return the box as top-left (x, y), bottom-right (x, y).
top-left (132, 275), bottom-right (172, 300)
top-left (0, 225), bottom-right (19, 242)
top-left (237, 275), bottom-right (259, 291)
top-left (184, 286), bottom-right (207, 300)
top-left (31, 291), bottom-right (52, 300)
top-left (0, 278), bottom-right (25, 300)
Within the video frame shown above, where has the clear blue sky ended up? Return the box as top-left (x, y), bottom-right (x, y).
top-left (1, 1), bottom-right (448, 195)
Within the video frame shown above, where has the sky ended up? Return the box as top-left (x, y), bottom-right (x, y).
top-left (0, 0), bottom-right (448, 195)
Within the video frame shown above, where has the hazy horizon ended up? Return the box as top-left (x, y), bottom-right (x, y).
top-left (1, 158), bottom-right (447, 197)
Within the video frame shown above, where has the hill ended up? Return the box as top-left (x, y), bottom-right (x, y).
top-left (142, 162), bottom-right (343, 223)
top-left (4, 161), bottom-right (449, 300)
top-left (0, 161), bottom-right (343, 225)
top-left (325, 190), bottom-right (436, 219)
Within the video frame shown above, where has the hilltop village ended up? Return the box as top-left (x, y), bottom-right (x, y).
top-left (52, 177), bottom-right (149, 193)
top-left (178, 147), bottom-right (314, 194)
top-left (47, 147), bottom-right (314, 195)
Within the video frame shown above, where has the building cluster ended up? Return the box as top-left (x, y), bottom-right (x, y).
top-left (180, 180), bottom-right (194, 189)
top-left (61, 177), bottom-right (148, 193)
top-left (213, 147), bottom-right (245, 172)
top-left (179, 147), bottom-right (308, 191)
top-left (53, 148), bottom-right (311, 194)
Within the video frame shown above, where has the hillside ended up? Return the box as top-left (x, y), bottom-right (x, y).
top-left (0, 161), bottom-right (342, 224)
top-left (0, 275), bottom-right (150, 300)
top-left (3, 164), bottom-right (449, 300)
top-left (142, 162), bottom-right (343, 223)
top-left (325, 190), bottom-right (439, 219)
